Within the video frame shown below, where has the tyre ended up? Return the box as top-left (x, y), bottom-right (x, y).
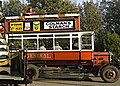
top-left (0, 71), bottom-right (9, 75)
top-left (100, 65), bottom-right (120, 83)
top-left (27, 64), bottom-right (39, 80)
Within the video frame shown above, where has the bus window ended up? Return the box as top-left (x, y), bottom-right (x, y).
top-left (72, 38), bottom-right (79, 50)
top-left (81, 34), bottom-right (92, 50)
top-left (55, 38), bottom-right (70, 50)
top-left (23, 39), bottom-right (37, 50)
top-left (39, 38), bottom-right (53, 50)
top-left (9, 39), bottom-right (21, 50)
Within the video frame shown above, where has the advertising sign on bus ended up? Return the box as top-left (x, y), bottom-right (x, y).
top-left (44, 20), bottom-right (74, 30)
top-left (10, 22), bottom-right (23, 32)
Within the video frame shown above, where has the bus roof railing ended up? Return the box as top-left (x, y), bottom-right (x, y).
top-left (5, 14), bottom-right (80, 20)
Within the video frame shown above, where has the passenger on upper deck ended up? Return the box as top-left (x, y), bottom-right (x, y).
top-left (40, 43), bottom-right (46, 50)
top-left (72, 38), bottom-right (79, 49)
top-left (55, 42), bottom-right (62, 50)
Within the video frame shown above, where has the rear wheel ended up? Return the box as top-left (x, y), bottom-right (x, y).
top-left (100, 65), bottom-right (120, 83)
top-left (27, 64), bottom-right (39, 80)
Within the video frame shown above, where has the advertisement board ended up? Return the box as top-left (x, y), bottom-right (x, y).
top-left (44, 20), bottom-right (74, 30)
top-left (9, 19), bottom-right (75, 32)
top-left (10, 22), bottom-right (23, 32)
top-left (33, 21), bottom-right (40, 31)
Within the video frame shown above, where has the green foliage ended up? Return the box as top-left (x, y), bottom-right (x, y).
top-left (26, 0), bottom-right (78, 14)
top-left (94, 31), bottom-right (105, 51)
top-left (99, 0), bottom-right (120, 60)
top-left (81, 0), bottom-right (102, 36)
top-left (101, 0), bottom-right (120, 35)
top-left (3, 0), bottom-right (78, 15)
top-left (3, 0), bottom-right (27, 16)
top-left (80, 1), bottom-right (103, 52)
top-left (103, 32), bottom-right (120, 59)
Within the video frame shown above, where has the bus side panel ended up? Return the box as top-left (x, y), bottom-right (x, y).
top-left (93, 52), bottom-right (109, 66)
top-left (75, 16), bottom-right (80, 30)
top-left (27, 52), bottom-right (54, 60)
top-left (54, 51), bottom-right (80, 60)
top-left (80, 51), bottom-right (92, 60)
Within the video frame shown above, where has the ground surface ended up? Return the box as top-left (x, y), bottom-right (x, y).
top-left (27, 75), bottom-right (120, 86)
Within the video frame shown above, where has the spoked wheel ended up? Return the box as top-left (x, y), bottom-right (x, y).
top-left (100, 65), bottom-right (120, 83)
top-left (27, 64), bottom-right (39, 80)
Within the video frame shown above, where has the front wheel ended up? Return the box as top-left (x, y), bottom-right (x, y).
top-left (100, 65), bottom-right (120, 83)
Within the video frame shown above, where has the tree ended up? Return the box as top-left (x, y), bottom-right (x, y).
top-left (103, 32), bottom-right (120, 59)
top-left (100, 0), bottom-right (120, 35)
top-left (81, 0), bottom-right (102, 35)
top-left (99, 0), bottom-right (120, 59)
top-left (26, 0), bottom-right (78, 14)
top-left (81, 0), bottom-right (103, 51)
top-left (3, 0), bottom-right (27, 16)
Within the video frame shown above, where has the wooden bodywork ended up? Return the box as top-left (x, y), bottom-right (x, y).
top-left (5, 14), bottom-right (80, 33)
top-left (27, 51), bottom-right (110, 67)
top-left (5, 13), bottom-right (110, 72)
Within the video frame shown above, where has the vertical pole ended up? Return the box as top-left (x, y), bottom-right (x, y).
top-left (0, 1), bottom-right (2, 12)
top-left (0, 1), bottom-right (4, 38)
top-left (24, 48), bottom-right (28, 80)
top-left (0, 1), bottom-right (2, 20)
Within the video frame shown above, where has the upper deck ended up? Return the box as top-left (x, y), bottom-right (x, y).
top-left (5, 13), bottom-right (80, 33)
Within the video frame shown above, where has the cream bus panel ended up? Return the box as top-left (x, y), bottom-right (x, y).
top-left (0, 39), bottom-right (7, 45)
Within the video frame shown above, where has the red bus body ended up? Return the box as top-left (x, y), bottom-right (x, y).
top-left (27, 51), bottom-right (109, 66)
top-left (4, 14), bottom-right (119, 83)
top-left (4, 13), bottom-right (110, 68)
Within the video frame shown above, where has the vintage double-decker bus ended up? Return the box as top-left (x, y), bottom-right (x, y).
top-left (4, 13), bottom-right (120, 83)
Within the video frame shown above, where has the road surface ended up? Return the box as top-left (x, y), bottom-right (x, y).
top-left (27, 75), bottom-right (120, 86)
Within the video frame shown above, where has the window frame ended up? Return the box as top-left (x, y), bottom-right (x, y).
top-left (6, 31), bottom-right (94, 52)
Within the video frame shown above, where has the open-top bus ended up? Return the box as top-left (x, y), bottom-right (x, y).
top-left (4, 13), bottom-right (120, 83)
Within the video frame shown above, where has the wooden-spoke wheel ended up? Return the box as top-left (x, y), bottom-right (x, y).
top-left (100, 65), bottom-right (120, 83)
